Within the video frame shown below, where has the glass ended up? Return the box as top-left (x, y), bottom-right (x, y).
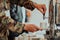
top-left (40, 22), bottom-right (47, 30)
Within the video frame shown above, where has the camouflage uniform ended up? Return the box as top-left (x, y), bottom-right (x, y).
top-left (0, 0), bottom-right (35, 40)
top-left (0, 12), bottom-right (24, 40)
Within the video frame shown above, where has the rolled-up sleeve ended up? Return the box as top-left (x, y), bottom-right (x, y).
top-left (7, 18), bottom-right (24, 33)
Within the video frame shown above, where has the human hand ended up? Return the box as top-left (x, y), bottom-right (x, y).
top-left (24, 24), bottom-right (42, 32)
top-left (36, 4), bottom-right (46, 14)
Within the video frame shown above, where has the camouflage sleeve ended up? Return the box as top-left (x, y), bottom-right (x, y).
top-left (19, 0), bottom-right (35, 10)
top-left (0, 12), bottom-right (24, 33)
top-left (8, 21), bottom-right (24, 33)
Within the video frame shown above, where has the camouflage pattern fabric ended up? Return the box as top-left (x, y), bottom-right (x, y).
top-left (0, 12), bottom-right (24, 40)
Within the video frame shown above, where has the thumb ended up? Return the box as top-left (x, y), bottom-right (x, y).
top-left (35, 26), bottom-right (43, 31)
top-left (39, 8), bottom-right (44, 14)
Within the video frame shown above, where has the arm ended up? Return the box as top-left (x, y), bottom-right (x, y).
top-left (19, 0), bottom-right (46, 14)
top-left (0, 12), bottom-right (25, 33)
top-left (10, 0), bottom-right (38, 11)
top-left (0, 12), bottom-right (43, 33)
top-left (8, 21), bottom-right (25, 33)
top-left (10, 0), bottom-right (46, 13)
top-left (19, 0), bottom-right (38, 11)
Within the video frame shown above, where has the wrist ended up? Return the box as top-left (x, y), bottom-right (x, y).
top-left (33, 3), bottom-right (38, 8)
top-left (23, 24), bottom-right (27, 31)
top-left (22, 24), bottom-right (28, 33)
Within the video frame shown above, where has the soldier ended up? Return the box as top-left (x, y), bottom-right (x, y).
top-left (10, 0), bottom-right (46, 32)
top-left (0, 12), bottom-right (25, 40)
top-left (0, 0), bottom-right (46, 40)
top-left (9, 0), bottom-right (46, 40)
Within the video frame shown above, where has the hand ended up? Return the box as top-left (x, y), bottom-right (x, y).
top-left (24, 24), bottom-right (42, 32)
top-left (36, 4), bottom-right (46, 14)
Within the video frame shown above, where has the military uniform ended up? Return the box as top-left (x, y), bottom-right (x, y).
top-left (0, 0), bottom-right (35, 40)
top-left (10, 0), bottom-right (35, 40)
top-left (0, 12), bottom-right (24, 40)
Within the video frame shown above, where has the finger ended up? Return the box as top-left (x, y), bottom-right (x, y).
top-left (29, 27), bottom-right (34, 32)
top-left (31, 29), bottom-right (37, 32)
top-left (44, 7), bottom-right (46, 13)
top-left (43, 5), bottom-right (47, 14)
top-left (39, 27), bottom-right (43, 31)
top-left (32, 27), bottom-right (37, 32)
top-left (35, 26), bottom-right (43, 30)
top-left (33, 25), bottom-right (41, 30)
top-left (26, 25), bottom-right (34, 32)
top-left (29, 25), bottom-right (37, 32)
top-left (39, 8), bottom-right (44, 13)
top-left (37, 4), bottom-right (44, 13)
top-left (30, 26), bottom-right (37, 32)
